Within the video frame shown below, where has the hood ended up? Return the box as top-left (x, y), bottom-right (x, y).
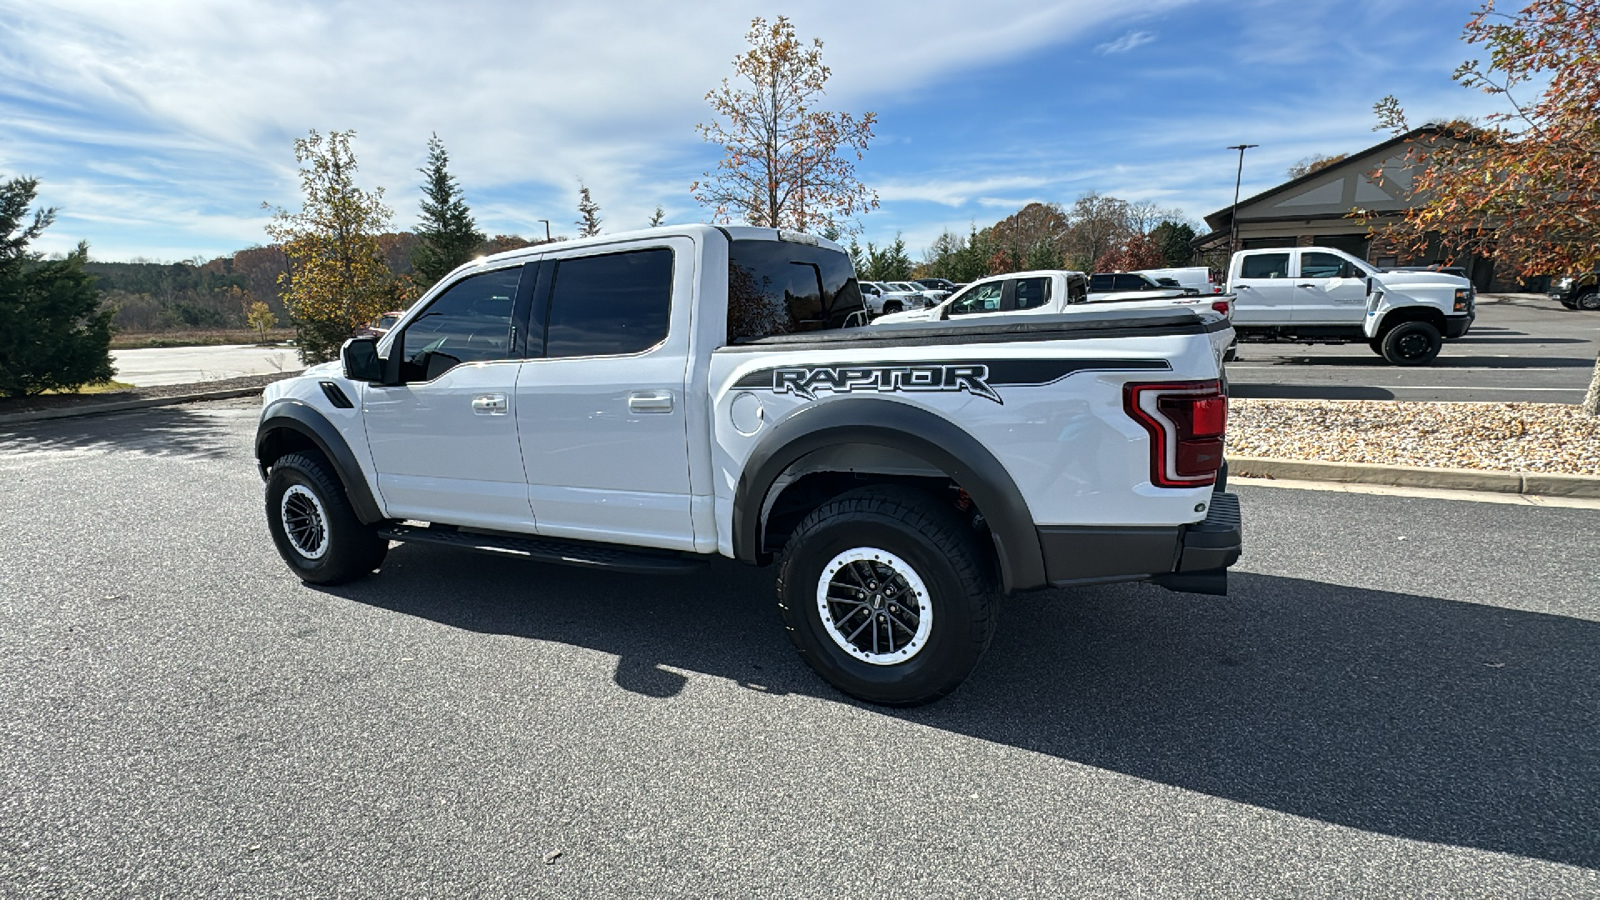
top-left (870, 307), bottom-right (941, 325)
top-left (1374, 270), bottom-right (1471, 290)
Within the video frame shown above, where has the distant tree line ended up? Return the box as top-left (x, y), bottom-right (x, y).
top-left (915, 193), bottom-right (1198, 282)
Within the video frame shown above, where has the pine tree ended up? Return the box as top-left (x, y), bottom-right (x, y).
top-left (649, 206), bottom-right (666, 227)
top-left (576, 186), bottom-right (602, 238)
top-left (0, 176), bottom-right (114, 397)
top-left (412, 133), bottom-right (485, 289)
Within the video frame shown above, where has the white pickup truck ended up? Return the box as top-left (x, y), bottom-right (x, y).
top-left (255, 226), bottom-right (1241, 705)
top-left (1228, 246), bottom-right (1475, 365)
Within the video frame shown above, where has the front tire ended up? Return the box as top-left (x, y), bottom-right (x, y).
top-left (882, 301), bottom-right (903, 315)
top-left (776, 486), bottom-right (997, 706)
top-left (1380, 320), bottom-right (1442, 366)
top-left (1577, 290), bottom-right (1600, 311)
top-left (265, 451), bottom-right (388, 585)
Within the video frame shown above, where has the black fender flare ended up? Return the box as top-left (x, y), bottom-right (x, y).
top-left (732, 398), bottom-right (1045, 592)
top-left (255, 399), bottom-right (384, 525)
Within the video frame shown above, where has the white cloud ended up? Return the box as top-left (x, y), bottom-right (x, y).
top-left (0, 0), bottom-right (1194, 258)
top-left (1097, 30), bottom-right (1156, 54)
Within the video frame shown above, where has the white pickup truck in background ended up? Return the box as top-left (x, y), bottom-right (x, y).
top-left (255, 227), bottom-right (1241, 706)
top-left (873, 269), bottom-right (1234, 362)
top-left (1228, 246), bottom-right (1475, 365)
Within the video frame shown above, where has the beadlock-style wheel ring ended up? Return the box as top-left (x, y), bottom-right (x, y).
top-left (281, 484), bottom-right (330, 560)
top-left (816, 547), bottom-right (933, 666)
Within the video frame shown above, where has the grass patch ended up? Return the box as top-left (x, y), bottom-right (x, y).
top-left (40, 380), bottom-right (138, 396)
top-left (111, 329), bottom-right (296, 350)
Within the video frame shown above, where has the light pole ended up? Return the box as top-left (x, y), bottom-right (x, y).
top-left (1226, 144), bottom-right (1258, 255)
top-left (536, 219), bottom-right (551, 242)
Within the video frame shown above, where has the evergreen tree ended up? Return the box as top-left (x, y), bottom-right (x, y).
top-left (576, 186), bottom-right (602, 237)
top-left (648, 206), bottom-right (666, 227)
top-left (0, 176), bottom-right (114, 397)
top-left (412, 133), bottom-right (484, 289)
top-left (1149, 220), bottom-right (1197, 267)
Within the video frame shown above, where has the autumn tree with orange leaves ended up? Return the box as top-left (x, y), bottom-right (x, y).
top-left (693, 16), bottom-right (877, 235)
top-left (1373, 0), bottom-right (1600, 413)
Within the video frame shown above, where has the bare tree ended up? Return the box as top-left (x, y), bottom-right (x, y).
top-left (692, 16), bottom-right (877, 234)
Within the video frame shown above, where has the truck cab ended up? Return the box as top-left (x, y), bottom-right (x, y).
top-left (1227, 246), bottom-right (1475, 365)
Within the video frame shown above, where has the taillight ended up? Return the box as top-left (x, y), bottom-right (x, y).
top-left (1210, 299), bottom-right (1232, 317)
top-left (1124, 380), bottom-right (1228, 488)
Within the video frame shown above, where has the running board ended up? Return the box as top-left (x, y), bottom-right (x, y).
top-left (376, 524), bottom-right (707, 575)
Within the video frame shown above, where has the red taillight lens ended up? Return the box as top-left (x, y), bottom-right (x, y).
top-left (1124, 380), bottom-right (1228, 488)
top-left (1210, 299), bottom-right (1231, 316)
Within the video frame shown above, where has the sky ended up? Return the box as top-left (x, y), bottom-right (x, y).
top-left (0, 0), bottom-right (1506, 263)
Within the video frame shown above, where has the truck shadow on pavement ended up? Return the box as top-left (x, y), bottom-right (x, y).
top-left (0, 407), bottom-right (240, 460)
top-left (324, 546), bottom-right (1599, 871)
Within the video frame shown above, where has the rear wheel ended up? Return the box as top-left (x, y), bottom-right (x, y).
top-left (266, 451), bottom-right (388, 585)
top-left (776, 486), bottom-right (996, 706)
top-left (1380, 320), bottom-right (1442, 366)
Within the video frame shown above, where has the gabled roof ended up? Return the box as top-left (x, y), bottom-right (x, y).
top-left (1204, 126), bottom-right (1440, 232)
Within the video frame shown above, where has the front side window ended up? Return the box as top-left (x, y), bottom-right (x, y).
top-left (949, 281), bottom-right (1003, 315)
top-left (1299, 252), bottom-right (1346, 279)
top-left (1241, 253), bottom-right (1291, 279)
top-left (1012, 276), bottom-right (1051, 310)
top-left (545, 248), bottom-right (674, 358)
top-left (400, 267), bottom-right (521, 378)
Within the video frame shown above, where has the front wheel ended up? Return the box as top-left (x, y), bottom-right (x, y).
top-left (882, 301), bottom-right (903, 315)
top-left (1577, 291), bottom-right (1600, 311)
top-left (776, 486), bottom-right (997, 706)
top-left (1380, 320), bottom-right (1442, 366)
top-left (265, 451), bottom-right (388, 585)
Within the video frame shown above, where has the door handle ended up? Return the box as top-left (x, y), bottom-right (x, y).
top-left (1236, 284), bottom-right (1252, 289)
top-left (1296, 283), bottom-right (1316, 288)
top-left (627, 390), bottom-right (674, 413)
top-left (471, 393), bottom-right (508, 415)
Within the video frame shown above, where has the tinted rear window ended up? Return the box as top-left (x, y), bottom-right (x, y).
top-left (1089, 274), bottom-right (1115, 292)
top-left (1241, 253), bottom-right (1291, 279)
top-left (728, 238), bottom-right (864, 341)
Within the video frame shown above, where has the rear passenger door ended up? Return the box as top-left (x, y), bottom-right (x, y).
top-left (514, 239), bottom-right (697, 550)
top-left (1231, 252), bottom-right (1295, 325)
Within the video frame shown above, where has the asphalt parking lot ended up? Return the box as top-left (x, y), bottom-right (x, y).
top-left (2, 401), bottom-right (1597, 897)
top-left (1227, 294), bottom-right (1600, 403)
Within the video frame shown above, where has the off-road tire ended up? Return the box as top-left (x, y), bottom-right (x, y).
top-left (776, 485), bottom-right (997, 706)
top-left (1380, 320), bottom-right (1443, 366)
top-left (266, 451), bottom-right (388, 585)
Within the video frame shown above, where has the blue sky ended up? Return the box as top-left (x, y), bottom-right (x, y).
top-left (0, 0), bottom-right (1502, 263)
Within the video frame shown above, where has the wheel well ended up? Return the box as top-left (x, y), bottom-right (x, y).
top-left (758, 444), bottom-right (993, 573)
top-left (1376, 305), bottom-right (1446, 336)
top-left (257, 426), bottom-right (321, 474)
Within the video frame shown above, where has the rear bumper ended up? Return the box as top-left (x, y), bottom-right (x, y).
top-left (1036, 490), bottom-right (1243, 596)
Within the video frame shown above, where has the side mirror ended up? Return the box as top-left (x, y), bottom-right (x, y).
top-left (341, 336), bottom-right (382, 382)
top-left (1340, 262), bottom-right (1360, 278)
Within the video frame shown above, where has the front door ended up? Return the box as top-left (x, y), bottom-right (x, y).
top-left (363, 264), bottom-right (534, 530)
top-left (1231, 251), bottom-right (1295, 325)
top-left (515, 240), bottom-right (696, 551)
top-left (1292, 250), bottom-right (1368, 325)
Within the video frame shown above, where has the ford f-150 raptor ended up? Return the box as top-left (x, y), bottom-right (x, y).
top-left (256, 225), bottom-right (1242, 705)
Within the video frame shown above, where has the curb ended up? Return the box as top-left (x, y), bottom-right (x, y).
top-left (1229, 456), bottom-right (1600, 499)
top-left (0, 386), bottom-right (268, 427)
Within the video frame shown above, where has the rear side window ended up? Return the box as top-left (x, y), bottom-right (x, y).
top-left (728, 238), bottom-right (864, 341)
top-left (1089, 274), bottom-right (1115, 292)
top-left (1113, 274), bottom-right (1147, 291)
top-left (1012, 277), bottom-right (1051, 310)
top-left (1241, 253), bottom-right (1290, 279)
top-left (545, 248), bottom-right (674, 358)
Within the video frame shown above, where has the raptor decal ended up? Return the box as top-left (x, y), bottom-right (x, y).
top-left (731, 358), bottom-right (1172, 405)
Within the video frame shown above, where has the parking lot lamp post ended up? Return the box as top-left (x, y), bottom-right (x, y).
top-left (537, 219), bottom-right (551, 243)
top-left (1227, 144), bottom-right (1258, 255)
